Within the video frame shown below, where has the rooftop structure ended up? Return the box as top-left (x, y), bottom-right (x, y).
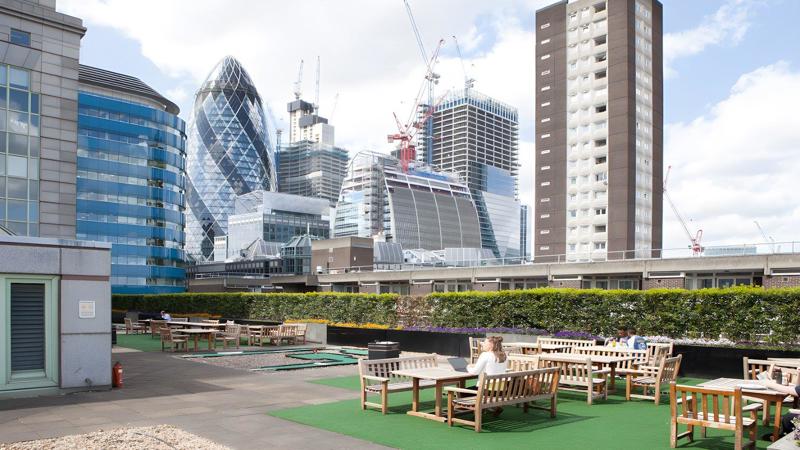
top-left (276, 140), bottom-right (348, 206)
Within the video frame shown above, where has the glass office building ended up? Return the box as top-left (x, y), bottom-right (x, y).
top-left (0, 63), bottom-right (41, 236)
top-left (76, 65), bottom-right (187, 294)
top-left (333, 151), bottom-right (481, 250)
top-left (185, 56), bottom-right (277, 262)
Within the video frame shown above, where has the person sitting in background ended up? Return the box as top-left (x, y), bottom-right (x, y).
top-left (608, 326), bottom-right (629, 346)
top-left (626, 327), bottom-right (647, 350)
top-left (160, 310), bottom-right (172, 321)
top-left (467, 336), bottom-right (508, 376)
top-left (756, 377), bottom-right (800, 437)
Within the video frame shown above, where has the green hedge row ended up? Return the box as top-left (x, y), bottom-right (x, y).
top-left (113, 287), bottom-right (800, 344)
top-left (112, 292), bottom-right (399, 325)
top-left (425, 287), bottom-right (800, 343)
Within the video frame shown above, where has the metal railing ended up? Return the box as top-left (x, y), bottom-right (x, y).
top-left (316, 241), bottom-right (800, 275)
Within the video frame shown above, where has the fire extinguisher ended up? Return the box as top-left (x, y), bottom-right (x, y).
top-left (112, 362), bottom-right (123, 388)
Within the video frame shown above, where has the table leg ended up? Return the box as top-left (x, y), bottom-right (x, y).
top-left (609, 364), bottom-right (617, 391)
top-left (411, 378), bottom-right (419, 412)
top-left (772, 399), bottom-right (783, 442)
top-left (193, 335), bottom-right (199, 352)
top-left (208, 333), bottom-right (213, 350)
top-left (435, 381), bottom-right (443, 418)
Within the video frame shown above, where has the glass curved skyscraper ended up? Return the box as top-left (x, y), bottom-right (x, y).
top-left (76, 65), bottom-right (187, 294)
top-left (185, 56), bottom-right (277, 261)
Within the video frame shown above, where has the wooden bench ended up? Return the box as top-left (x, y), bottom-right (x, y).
top-left (540, 356), bottom-right (610, 404)
top-left (445, 367), bottom-right (560, 432)
top-left (574, 346), bottom-right (648, 376)
top-left (507, 354), bottom-right (542, 372)
top-left (669, 382), bottom-right (760, 450)
top-left (537, 337), bottom-right (596, 353)
top-left (359, 355), bottom-right (438, 414)
top-left (268, 325), bottom-right (299, 345)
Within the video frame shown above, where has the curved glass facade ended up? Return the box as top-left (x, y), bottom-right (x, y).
top-left (334, 151), bottom-right (481, 250)
top-left (185, 56), bottom-right (277, 261)
top-left (76, 92), bottom-right (187, 294)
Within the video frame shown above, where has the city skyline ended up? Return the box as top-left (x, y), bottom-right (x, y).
top-left (62, 0), bottom-right (800, 253)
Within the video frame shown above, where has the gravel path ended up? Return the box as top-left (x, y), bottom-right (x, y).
top-left (0, 425), bottom-right (230, 450)
top-left (192, 352), bottom-right (297, 370)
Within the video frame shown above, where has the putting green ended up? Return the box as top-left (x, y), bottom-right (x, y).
top-left (271, 375), bottom-right (786, 450)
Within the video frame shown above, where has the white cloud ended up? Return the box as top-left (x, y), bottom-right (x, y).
top-left (663, 62), bottom-right (800, 251)
top-left (664, 0), bottom-right (753, 78)
top-left (164, 87), bottom-right (188, 103)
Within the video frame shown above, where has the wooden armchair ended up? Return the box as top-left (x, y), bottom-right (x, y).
top-left (468, 337), bottom-right (482, 363)
top-left (669, 382), bottom-right (760, 450)
top-left (149, 319), bottom-right (167, 338)
top-left (742, 357), bottom-right (776, 425)
top-left (159, 327), bottom-right (188, 352)
top-left (124, 318), bottom-right (145, 335)
top-left (626, 354), bottom-right (682, 405)
top-left (294, 323), bottom-right (307, 344)
top-left (215, 324), bottom-right (241, 349)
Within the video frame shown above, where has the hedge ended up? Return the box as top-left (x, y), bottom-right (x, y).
top-left (112, 287), bottom-right (800, 344)
top-left (112, 292), bottom-right (399, 326)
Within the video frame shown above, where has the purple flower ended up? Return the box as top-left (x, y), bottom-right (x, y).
top-left (404, 326), bottom-right (548, 335)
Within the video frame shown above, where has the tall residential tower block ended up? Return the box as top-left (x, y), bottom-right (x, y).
top-left (534, 0), bottom-right (662, 261)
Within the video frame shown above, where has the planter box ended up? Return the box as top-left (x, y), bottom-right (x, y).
top-left (674, 344), bottom-right (800, 378)
top-left (327, 326), bottom-right (388, 347)
top-left (293, 322), bottom-right (327, 344)
top-left (387, 330), bottom-right (482, 357)
top-left (496, 333), bottom-right (540, 344)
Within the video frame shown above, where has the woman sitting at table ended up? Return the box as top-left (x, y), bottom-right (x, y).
top-left (757, 377), bottom-right (800, 437)
top-left (467, 336), bottom-right (508, 376)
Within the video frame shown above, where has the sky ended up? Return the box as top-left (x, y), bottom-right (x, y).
top-left (60, 0), bottom-right (800, 254)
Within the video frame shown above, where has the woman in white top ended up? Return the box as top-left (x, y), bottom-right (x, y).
top-left (467, 336), bottom-right (508, 376)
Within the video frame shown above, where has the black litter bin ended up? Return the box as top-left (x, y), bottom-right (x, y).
top-left (368, 341), bottom-right (400, 360)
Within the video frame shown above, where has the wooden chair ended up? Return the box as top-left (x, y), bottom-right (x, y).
top-left (573, 346), bottom-right (648, 377)
top-left (669, 382), bottom-right (760, 450)
top-left (159, 327), bottom-right (188, 352)
top-left (124, 318), bottom-right (145, 335)
top-left (648, 345), bottom-right (670, 367)
top-left (742, 357), bottom-right (775, 425)
top-left (149, 319), bottom-right (167, 338)
top-left (538, 337), bottom-right (596, 353)
top-left (468, 337), bottom-right (482, 363)
top-left (648, 341), bottom-right (674, 358)
top-left (359, 355), bottom-right (439, 414)
top-left (626, 354), bottom-right (682, 405)
top-left (445, 367), bottom-right (560, 432)
top-left (540, 356), bottom-right (609, 405)
top-left (294, 323), bottom-right (307, 344)
top-left (215, 324), bottom-right (241, 349)
top-left (249, 326), bottom-right (275, 346)
top-left (507, 354), bottom-right (541, 372)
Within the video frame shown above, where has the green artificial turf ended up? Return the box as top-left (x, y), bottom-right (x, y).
top-left (272, 375), bottom-right (786, 450)
top-left (115, 333), bottom-right (165, 352)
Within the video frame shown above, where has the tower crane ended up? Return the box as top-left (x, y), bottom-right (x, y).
top-left (403, 0), bottom-right (440, 165)
top-left (753, 221), bottom-right (777, 253)
top-left (293, 59), bottom-right (304, 100)
top-left (452, 35), bottom-right (475, 91)
top-left (664, 165), bottom-right (703, 255)
top-left (314, 56), bottom-right (320, 114)
top-left (388, 38), bottom-right (445, 173)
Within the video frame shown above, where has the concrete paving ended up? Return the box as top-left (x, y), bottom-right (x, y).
top-left (0, 347), bottom-right (390, 449)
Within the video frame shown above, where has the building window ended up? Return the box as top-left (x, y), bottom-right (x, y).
top-left (594, 225), bottom-right (606, 233)
top-left (541, 117), bottom-right (550, 123)
top-left (540, 197), bottom-right (550, 203)
top-left (540, 54), bottom-right (551, 60)
top-left (569, 210), bottom-right (577, 218)
top-left (541, 70), bottom-right (551, 76)
top-left (594, 242), bottom-right (606, 250)
top-left (595, 156), bottom-right (607, 164)
top-left (540, 149), bottom-right (550, 155)
top-left (541, 101), bottom-right (551, 107)
top-left (540, 85), bottom-right (551, 92)
top-left (541, 165), bottom-right (550, 171)
top-left (540, 229), bottom-right (550, 235)
top-left (540, 213), bottom-right (550, 218)
top-left (10, 29), bottom-right (31, 47)
top-left (595, 208), bottom-right (607, 215)
top-left (540, 38), bottom-right (551, 45)
top-left (540, 246), bottom-right (550, 250)
top-left (595, 172), bottom-right (607, 182)
top-left (540, 23), bottom-right (550, 29)
top-left (540, 133), bottom-right (550, 139)
top-left (540, 181), bottom-right (551, 186)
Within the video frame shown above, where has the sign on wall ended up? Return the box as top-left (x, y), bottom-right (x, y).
top-left (78, 301), bottom-right (96, 319)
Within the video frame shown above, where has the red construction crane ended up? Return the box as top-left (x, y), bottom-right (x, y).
top-left (388, 38), bottom-right (445, 172)
top-left (664, 165), bottom-right (703, 255)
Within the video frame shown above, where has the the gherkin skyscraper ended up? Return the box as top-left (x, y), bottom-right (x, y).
top-left (185, 56), bottom-right (277, 262)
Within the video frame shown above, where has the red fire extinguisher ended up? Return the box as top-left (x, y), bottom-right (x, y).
top-left (112, 362), bottom-right (123, 388)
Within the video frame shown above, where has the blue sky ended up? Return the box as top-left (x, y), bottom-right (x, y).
top-left (62, 0), bottom-right (800, 252)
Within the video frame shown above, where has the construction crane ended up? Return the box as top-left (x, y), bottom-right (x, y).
top-left (753, 221), bottom-right (777, 253)
top-left (388, 38), bottom-right (445, 173)
top-left (329, 92), bottom-right (339, 122)
top-left (293, 59), bottom-right (304, 100)
top-left (403, 0), bottom-right (440, 165)
top-left (664, 165), bottom-right (703, 255)
top-left (314, 56), bottom-right (320, 114)
top-left (452, 35), bottom-right (475, 91)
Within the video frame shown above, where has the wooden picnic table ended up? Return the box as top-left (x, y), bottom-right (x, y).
top-left (504, 342), bottom-right (572, 353)
top-left (698, 377), bottom-right (787, 442)
top-left (391, 366), bottom-right (476, 422)
top-left (540, 352), bottom-right (636, 392)
top-left (174, 328), bottom-right (217, 351)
